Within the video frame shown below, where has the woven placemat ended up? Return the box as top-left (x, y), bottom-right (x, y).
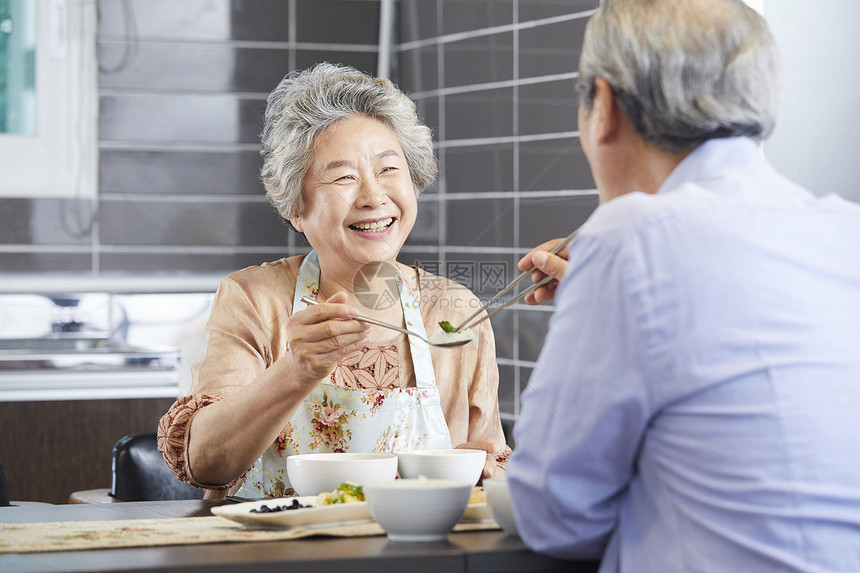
top-left (0, 516), bottom-right (500, 553)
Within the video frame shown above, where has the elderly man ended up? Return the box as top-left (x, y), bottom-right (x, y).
top-left (507, 1), bottom-right (860, 571)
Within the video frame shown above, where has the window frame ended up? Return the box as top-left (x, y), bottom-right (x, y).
top-left (0, 0), bottom-right (97, 199)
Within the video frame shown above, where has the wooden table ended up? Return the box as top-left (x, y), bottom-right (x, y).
top-left (0, 500), bottom-right (601, 573)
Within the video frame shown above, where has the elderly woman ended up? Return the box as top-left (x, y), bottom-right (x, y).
top-left (509, 0), bottom-right (860, 570)
top-left (158, 63), bottom-right (510, 499)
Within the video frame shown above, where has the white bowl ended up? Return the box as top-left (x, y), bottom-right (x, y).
top-left (395, 448), bottom-right (487, 485)
top-left (482, 477), bottom-right (519, 537)
top-left (363, 478), bottom-right (473, 542)
top-left (286, 453), bottom-right (397, 496)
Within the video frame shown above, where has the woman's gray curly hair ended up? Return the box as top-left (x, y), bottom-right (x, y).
top-left (260, 63), bottom-right (437, 221)
top-left (576, 0), bottom-right (780, 152)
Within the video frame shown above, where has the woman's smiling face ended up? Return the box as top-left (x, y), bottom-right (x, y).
top-left (292, 115), bottom-right (418, 277)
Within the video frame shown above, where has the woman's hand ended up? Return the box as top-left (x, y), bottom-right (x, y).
top-left (284, 291), bottom-right (370, 387)
top-left (517, 238), bottom-right (571, 304)
top-left (457, 440), bottom-right (503, 479)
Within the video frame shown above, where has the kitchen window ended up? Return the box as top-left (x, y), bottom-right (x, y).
top-left (0, 0), bottom-right (36, 135)
top-left (0, 0), bottom-right (97, 199)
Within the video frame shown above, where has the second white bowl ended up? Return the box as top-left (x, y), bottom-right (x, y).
top-left (395, 448), bottom-right (487, 485)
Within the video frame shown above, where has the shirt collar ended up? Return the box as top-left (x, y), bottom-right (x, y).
top-left (657, 137), bottom-right (765, 195)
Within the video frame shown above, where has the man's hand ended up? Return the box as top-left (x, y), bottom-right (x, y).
top-left (517, 238), bottom-right (570, 304)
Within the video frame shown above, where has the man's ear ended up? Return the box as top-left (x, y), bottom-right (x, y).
top-left (591, 78), bottom-right (621, 146)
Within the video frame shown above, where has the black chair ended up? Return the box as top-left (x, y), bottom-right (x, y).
top-left (0, 463), bottom-right (10, 506)
top-left (111, 432), bottom-right (204, 502)
top-left (501, 418), bottom-right (516, 450)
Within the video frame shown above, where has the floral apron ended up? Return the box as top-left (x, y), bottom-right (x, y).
top-left (237, 251), bottom-right (452, 498)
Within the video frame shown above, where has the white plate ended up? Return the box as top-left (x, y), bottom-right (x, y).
top-left (461, 502), bottom-right (494, 523)
top-left (212, 496), bottom-right (373, 529)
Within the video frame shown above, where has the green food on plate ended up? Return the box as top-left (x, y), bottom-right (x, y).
top-left (317, 482), bottom-right (365, 505)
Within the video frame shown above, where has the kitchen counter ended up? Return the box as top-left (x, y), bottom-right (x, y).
top-left (0, 500), bottom-right (601, 573)
top-left (0, 291), bottom-right (215, 400)
top-left (0, 370), bottom-right (180, 401)
top-left (0, 332), bottom-right (181, 403)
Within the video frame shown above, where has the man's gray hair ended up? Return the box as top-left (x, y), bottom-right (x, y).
top-left (577, 0), bottom-right (780, 152)
top-left (261, 63), bottom-right (438, 221)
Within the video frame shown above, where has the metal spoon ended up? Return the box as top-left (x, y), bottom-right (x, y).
top-left (299, 296), bottom-right (473, 349)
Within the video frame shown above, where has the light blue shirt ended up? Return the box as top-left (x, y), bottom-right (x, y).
top-left (508, 137), bottom-right (860, 572)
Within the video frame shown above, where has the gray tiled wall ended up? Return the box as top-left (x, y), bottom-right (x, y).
top-left (95, 0), bottom-right (382, 275)
top-left (0, 0), bottom-right (600, 423)
top-left (396, 0), bottom-right (600, 420)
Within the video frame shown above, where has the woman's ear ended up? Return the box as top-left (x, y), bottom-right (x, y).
top-left (290, 214), bottom-right (303, 233)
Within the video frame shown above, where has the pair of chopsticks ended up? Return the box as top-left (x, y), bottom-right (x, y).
top-left (454, 227), bottom-right (580, 332)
